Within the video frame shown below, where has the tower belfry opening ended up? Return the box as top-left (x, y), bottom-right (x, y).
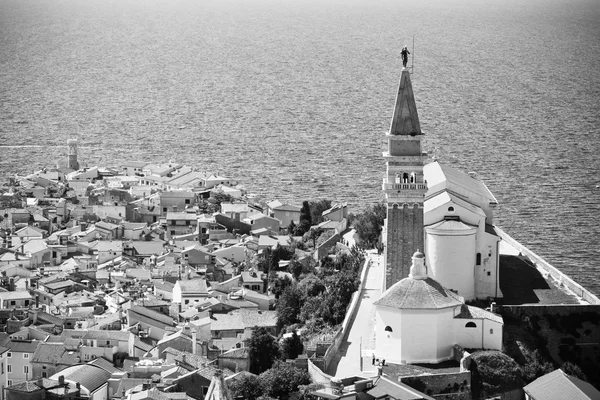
top-left (382, 67), bottom-right (427, 290)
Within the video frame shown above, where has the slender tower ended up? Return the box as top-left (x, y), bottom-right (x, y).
top-left (382, 67), bottom-right (427, 290)
top-left (67, 139), bottom-right (80, 170)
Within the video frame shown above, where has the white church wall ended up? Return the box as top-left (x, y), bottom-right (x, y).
top-left (483, 319), bottom-right (503, 350)
top-left (435, 308), bottom-right (457, 362)
top-left (475, 231), bottom-right (502, 299)
top-left (375, 306), bottom-right (403, 365)
top-left (454, 318), bottom-right (483, 349)
top-left (426, 228), bottom-right (477, 300)
top-left (400, 309), bottom-right (438, 363)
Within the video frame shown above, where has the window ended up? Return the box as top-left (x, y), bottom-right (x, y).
top-left (6, 353), bottom-right (11, 358)
top-left (163, 207), bottom-right (167, 212)
top-left (23, 366), bottom-right (29, 374)
top-left (476, 253), bottom-right (481, 266)
top-left (384, 326), bottom-right (393, 332)
top-left (185, 199), bottom-right (191, 205)
top-left (185, 300), bottom-right (189, 305)
top-left (42, 372), bottom-right (47, 378)
top-left (447, 206), bottom-right (455, 213)
top-left (7, 380), bottom-right (12, 386)
top-left (465, 322), bottom-right (477, 328)
top-left (490, 329), bottom-right (494, 334)
top-left (1, 362), bottom-right (3, 374)
top-left (9, 301), bottom-right (14, 306)
top-left (23, 354), bottom-right (29, 359)
top-left (7, 365), bottom-right (11, 373)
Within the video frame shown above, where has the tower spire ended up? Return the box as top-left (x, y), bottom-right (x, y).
top-left (389, 68), bottom-right (421, 136)
top-left (382, 68), bottom-right (427, 290)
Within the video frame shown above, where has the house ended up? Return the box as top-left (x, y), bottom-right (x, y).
top-left (123, 241), bottom-right (165, 264)
top-left (0, 345), bottom-right (8, 400)
top-left (180, 245), bottom-right (215, 269)
top-left (166, 212), bottom-right (198, 239)
top-left (154, 281), bottom-right (175, 301)
top-left (322, 203), bottom-right (348, 222)
top-left (210, 309), bottom-right (277, 339)
top-left (244, 214), bottom-right (281, 235)
top-left (204, 175), bottom-right (232, 189)
top-left (30, 342), bottom-right (81, 379)
top-left (127, 306), bottom-right (176, 341)
top-left (49, 364), bottom-right (111, 400)
top-left (168, 364), bottom-right (233, 400)
top-left (173, 279), bottom-right (209, 311)
top-left (270, 203), bottom-right (301, 228)
top-left (79, 330), bottom-right (134, 362)
top-left (240, 271), bottom-right (264, 293)
top-left (160, 191), bottom-right (196, 216)
top-left (373, 251), bottom-right (503, 365)
top-left (524, 368), bottom-right (600, 400)
top-left (6, 339), bottom-right (40, 386)
top-left (122, 162), bottom-right (148, 177)
top-left (312, 375), bottom-right (433, 400)
top-left (0, 292), bottom-right (33, 309)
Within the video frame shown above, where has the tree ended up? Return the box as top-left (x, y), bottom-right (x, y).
top-left (297, 274), bottom-right (326, 298)
top-left (288, 258), bottom-right (304, 280)
top-left (259, 361), bottom-right (311, 399)
top-left (561, 362), bottom-right (588, 382)
top-left (322, 270), bottom-right (359, 325)
top-left (270, 275), bottom-right (293, 299)
top-left (287, 220), bottom-right (297, 235)
top-left (246, 327), bottom-right (280, 374)
top-left (352, 202), bottom-right (386, 249)
top-left (280, 331), bottom-right (304, 360)
top-left (470, 351), bottom-right (523, 399)
top-left (309, 199), bottom-right (332, 225)
top-left (276, 285), bottom-right (303, 327)
top-left (228, 374), bottom-right (263, 400)
top-left (295, 201), bottom-right (312, 236)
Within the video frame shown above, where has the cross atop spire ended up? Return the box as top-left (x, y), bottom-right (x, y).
top-left (389, 68), bottom-right (421, 136)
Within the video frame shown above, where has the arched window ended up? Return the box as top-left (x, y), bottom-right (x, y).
top-left (476, 253), bottom-right (482, 266)
top-left (402, 173), bottom-right (409, 183)
top-left (410, 173), bottom-right (416, 183)
top-left (395, 174), bottom-right (400, 184)
top-left (465, 322), bottom-right (477, 328)
top-left (385, 326), bottom-right (393, 332)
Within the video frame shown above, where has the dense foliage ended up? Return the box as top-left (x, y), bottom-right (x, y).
top-left (351, 202), bottom-right (386, 249)
top-left (260, 361), bottom-right (311, 399)
top-left (280, 331), bottom-right (304, 360)
top-left (246, 326), bottom-right (280, 374)
top-left (470, 351), bottom-right (523, 399)
top-left (229, 362), bottom-right (311, 400)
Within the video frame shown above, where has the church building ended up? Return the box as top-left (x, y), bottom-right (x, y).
top-left (383, 67), bottom-right (502, 301)
top-left (374, 251), bottom-right (503, 365)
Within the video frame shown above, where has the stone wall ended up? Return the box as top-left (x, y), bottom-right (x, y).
top-left (499, 304), bottom-right (600, 318)
top-left (401, 371), bottom-right (471, 400)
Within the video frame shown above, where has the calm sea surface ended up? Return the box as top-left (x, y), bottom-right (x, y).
top-left (1, 0), bottom-right (599, 294)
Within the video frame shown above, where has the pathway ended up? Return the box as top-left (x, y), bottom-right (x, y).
top-left (327, 249), bottom-right (384, 377)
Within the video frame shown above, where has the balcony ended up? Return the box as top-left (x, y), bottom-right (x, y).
top-left (382, 183), bottom-right (427, 191)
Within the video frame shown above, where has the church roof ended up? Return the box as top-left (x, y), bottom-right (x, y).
top-left (374, 277), bottom-right (463, 310)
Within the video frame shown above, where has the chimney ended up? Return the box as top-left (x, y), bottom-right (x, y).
top-left (36, 378), bottom-right (44, 388)
top-left (59, 375), bottom-right (65, 386)
top-left (192, 328), bottom-right (197, 355)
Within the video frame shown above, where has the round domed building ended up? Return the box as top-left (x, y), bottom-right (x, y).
top-left (374, 251), bottom-right (503, 365)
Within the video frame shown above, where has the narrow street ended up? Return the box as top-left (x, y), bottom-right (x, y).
top-left (327, 250), bottom-right (384, 377)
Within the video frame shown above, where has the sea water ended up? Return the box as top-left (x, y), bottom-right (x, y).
top-left (1, 0), bottom-right (599, 294)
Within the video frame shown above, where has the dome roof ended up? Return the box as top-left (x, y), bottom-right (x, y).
top-left (374, 277), bottom-right (463, 310)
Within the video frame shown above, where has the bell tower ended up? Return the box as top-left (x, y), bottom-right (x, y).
top-left (382, 67), bottom-right (428, 290)
top-left (67, 139), bottom-right (80, 170)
